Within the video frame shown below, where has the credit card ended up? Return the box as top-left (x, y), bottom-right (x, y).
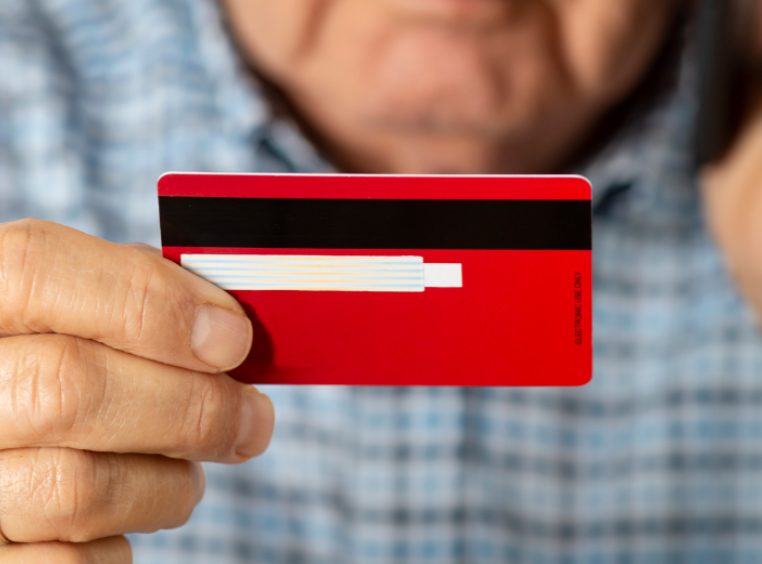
top-left (159, 173), bottom-right (592, 386)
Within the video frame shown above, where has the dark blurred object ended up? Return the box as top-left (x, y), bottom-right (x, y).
top-left (694, 0), bottom-right (756, 167)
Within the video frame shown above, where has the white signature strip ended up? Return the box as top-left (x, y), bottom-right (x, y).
top-left (181, 254), bottom-right (462, 292)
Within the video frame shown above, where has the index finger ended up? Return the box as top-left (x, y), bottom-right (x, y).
top-left (0, 220), bottom-right (252, 372)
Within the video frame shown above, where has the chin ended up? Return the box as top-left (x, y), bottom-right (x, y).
top-left (348, 127), bottom-right (527, 175)
top-left (280, 5), bottom-right (589, 174)
top-left (356, 27), bottom-right (515, 134)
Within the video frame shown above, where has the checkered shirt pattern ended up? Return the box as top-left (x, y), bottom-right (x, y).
top-left (3, 1), bottom-right (762, 563)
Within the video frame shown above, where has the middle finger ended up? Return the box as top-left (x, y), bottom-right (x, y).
top-left (0, 334), bottom-right (274, 463)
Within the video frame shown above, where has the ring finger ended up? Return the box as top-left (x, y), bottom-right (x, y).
top-left (0, 448), bottom-right (204, 544)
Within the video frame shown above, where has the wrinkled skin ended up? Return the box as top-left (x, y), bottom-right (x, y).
top-left (0, 221), bottom-right (274, 563)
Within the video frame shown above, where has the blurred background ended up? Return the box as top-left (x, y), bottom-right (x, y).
top-left (4, 1), bottom-right (762, 563)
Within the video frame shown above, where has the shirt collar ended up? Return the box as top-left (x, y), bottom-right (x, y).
top-left (575, 29), bottom-right (700, 223)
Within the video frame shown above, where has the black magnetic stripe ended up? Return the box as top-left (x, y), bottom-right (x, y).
top-left (159, 197), bottom-right (591, 250)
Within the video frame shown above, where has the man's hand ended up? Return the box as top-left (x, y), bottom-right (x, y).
top-left (0, 219), bottom-right (275, 562)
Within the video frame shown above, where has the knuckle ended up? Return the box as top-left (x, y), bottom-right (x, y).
top-left (0, 219), bottom-right (53, 326)
top-left (35, 449), bottom-right (107, 543)
top-left (186, 380), bottom-right (236, 457)
top-left (13, 336), bottom-right (99, 441)
top-left (168, 465), bottom-right (202, 529)
top-left (178, 463), bottom-right (205, 525)
top-left (125, 242), bottom-right (161, 256)
top-left (0, 218), bottom-right (52, 255)
top-left (118, 248), bottom-right (167, 345)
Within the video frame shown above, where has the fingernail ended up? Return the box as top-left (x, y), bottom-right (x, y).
top-left (236, 388), bottom-right (275, 458)
top-left (191, 304), bottom-right (252, 370)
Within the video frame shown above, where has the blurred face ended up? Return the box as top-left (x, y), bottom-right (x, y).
top-left (222, 0), bottom-right (679, 173)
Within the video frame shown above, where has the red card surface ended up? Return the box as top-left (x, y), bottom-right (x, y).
top-left (159, 173), bottom-right (592, 386)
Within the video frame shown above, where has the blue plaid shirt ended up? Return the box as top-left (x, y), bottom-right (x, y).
top-left (3, 1), bottom-right (762, 563)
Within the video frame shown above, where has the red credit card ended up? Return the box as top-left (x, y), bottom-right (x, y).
top-left (158, 173), bottom-right (592, 386)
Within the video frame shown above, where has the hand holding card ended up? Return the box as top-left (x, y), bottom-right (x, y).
top-left (159, 173), bottom-right (592, 386)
